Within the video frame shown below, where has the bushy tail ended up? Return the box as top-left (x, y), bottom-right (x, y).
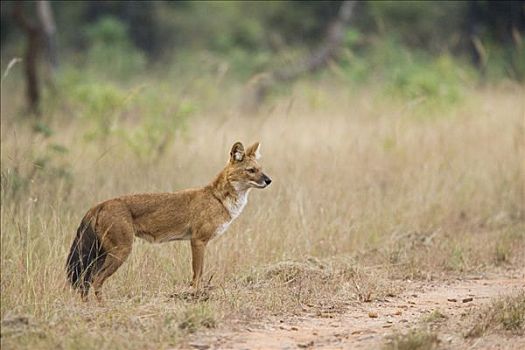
top-left (66, 215), bottom-right (106, 296)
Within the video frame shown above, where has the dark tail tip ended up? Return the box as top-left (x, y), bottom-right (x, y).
top-left (66, 219), bottom-right (106, 295)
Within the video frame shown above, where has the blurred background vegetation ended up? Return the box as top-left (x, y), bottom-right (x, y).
top-left (2, 4), bottom-right (525, 348)
top-left (2, 1), bottom-right (524, 89)
top-left (0, 1), bottom-right (524, 157)
top-left (1, 0), bottom-right (523, 175)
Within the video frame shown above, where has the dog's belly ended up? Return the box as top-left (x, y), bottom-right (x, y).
top-left (136, 228), bottom-right (191, 243)
top-left (162, 230), bottom-right (192, 242)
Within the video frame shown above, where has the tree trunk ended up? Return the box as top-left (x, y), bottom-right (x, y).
top-left (241, 0), bottom-right (357, 113)
top-left (13, 3), bottom-right (42, 115)
top-left (37, 0), bottom-right (58, 71)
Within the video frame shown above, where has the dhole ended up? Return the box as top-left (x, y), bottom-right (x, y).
top-left (66, 142), bottom-right (271, 301)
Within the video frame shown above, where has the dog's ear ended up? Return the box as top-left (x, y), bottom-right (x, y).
top-left (246, 142), bottom-right (261, 160)
top-left (230, 142), bottom-right (245, 163)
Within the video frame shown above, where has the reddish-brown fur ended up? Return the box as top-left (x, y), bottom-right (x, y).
top-left (66, 142), bottom-right (271, 301)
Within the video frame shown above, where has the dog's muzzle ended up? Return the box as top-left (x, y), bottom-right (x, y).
top-left (262, 174), bottom-right (272, 186)
top-left (252, 174), bottom-right (272, 188)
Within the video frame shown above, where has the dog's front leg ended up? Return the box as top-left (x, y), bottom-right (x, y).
top-left (190, 238), bottom-right (206, 290)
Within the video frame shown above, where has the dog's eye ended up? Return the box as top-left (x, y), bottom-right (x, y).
top-left (246, 168), bottom-right (257, 173)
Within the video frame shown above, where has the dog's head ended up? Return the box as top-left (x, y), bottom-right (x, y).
top-left (226, 141), bottom-right (271, 190)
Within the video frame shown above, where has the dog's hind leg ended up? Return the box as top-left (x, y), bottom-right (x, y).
top-left (91, 207), bottom-right (135, 302)
top-left (92, 246), bottom-right (132, 302)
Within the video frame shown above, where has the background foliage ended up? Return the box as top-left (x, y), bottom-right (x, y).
top-left (1, 2), bottom-right (524, 349)
top-left (2, 1), bottom-right (524, 81)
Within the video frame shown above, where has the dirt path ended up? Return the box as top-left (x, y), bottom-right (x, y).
top-left (184, 272), bottom-right (525, 349)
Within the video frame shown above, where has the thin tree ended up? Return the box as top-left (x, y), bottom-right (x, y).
top-left (12, 1), bottom-right (57, 115)
top-left (37, 0), bottom-right (58, 71)
top-left (242, 0), bottom-right (357, 112)
top-left (13, 2), bottom-right (41, 115)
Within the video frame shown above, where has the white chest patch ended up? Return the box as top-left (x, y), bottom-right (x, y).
top-left (224, 189), bottom-right (249, 220)
top-left (213, 189), bottom-right (250, 239)
top-left (213, 221), bottom-right (231, 239)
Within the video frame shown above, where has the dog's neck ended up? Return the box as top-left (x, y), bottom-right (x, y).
top-left (209, 171), bottom-right (251, 220)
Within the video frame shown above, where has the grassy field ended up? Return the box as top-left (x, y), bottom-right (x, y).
top-left (1, 75), bottom-right (524, 349)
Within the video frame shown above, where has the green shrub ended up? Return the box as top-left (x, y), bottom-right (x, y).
top-left (63, 74), bottom-right (127, 139)
top-left (482, 42), bottom-right (525, 82)
top-left (384, 329), bottom-right (440, 350)
top-left (84, 16), bottom-right (146, 80)
top-left (337, 35), bottom-right (474, 112)
top-left (117, 95), bottom-right (194, 159)
top-left (466, 292), bottom-right (525, 337)
top-left (387, 54), bottom-right (465, 105)
top-left (178, 304), bottom-right (216, 333)
top-left (55, 63), bottom-right (195, 157)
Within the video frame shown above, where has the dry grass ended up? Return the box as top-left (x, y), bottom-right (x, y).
top-left (384, 329), bottom-right (440, 350)
top-left (1, 79), bottom-right (524, 349)
top-left (466, 291), bottom-right (525, 338)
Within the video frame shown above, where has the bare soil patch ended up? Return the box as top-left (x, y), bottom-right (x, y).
top-left (183, 269), bottom-right (525, 349)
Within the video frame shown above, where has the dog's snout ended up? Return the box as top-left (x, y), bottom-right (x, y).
top-left (264, 175), bottom-right (272, 185)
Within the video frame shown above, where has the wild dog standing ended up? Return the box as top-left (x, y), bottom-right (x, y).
top-left (66, 142), bottom-right (271, 301)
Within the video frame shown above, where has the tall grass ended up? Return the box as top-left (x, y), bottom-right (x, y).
top-left (1, 72), bottom-right (524, 348)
